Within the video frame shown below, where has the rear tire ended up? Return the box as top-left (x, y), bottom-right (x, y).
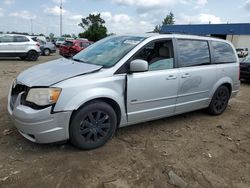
top-left (208, 86), bottom-right (230, 115)
top-left (43, 48), bottom-right (50, 56)
top-left (27, 51), bottom-right (39, 61)
top-left (70, 101), bottom-right (117, 150)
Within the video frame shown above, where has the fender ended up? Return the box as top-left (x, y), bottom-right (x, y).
top-left (209, 76), bottom-right (233, 98)
top-left (53, 87), bottom-right (128, 126)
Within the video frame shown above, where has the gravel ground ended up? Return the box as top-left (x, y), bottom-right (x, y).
top-left (0, 53), bottom-right (250, 188)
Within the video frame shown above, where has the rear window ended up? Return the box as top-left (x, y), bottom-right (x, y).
top-left (63, 41), bottom-right (73, 47)
top-left (178, 39), bottom-right (210, 67)
top-left (212, 41), bottom-right (237, 63)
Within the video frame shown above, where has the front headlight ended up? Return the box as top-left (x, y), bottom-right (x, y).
top-left (26, 88), bottom-right (61, 106)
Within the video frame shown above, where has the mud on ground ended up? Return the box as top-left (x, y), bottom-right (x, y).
top-left (0, 54), bottom-right (249, 188)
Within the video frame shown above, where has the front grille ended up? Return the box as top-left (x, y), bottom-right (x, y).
top-left (10, 84), bottom-right (29, 110)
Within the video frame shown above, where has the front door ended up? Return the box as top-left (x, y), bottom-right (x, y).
top-left (126, 39), bottom-right (179, 124)
top-left (0, 35), bottom-right (15, 54)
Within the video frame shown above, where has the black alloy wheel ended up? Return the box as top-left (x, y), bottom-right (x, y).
top-left (27, 51), bottom-right (39, 61)
top-left (208, 86), bottom-right (230, 115)
top-left (79, 111), bottom-right (111, 142)
top-left (70, 101), bottom-right (117, 150)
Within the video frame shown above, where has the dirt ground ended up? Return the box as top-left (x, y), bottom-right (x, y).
top-left (0, 53), bottom-right (250, 188)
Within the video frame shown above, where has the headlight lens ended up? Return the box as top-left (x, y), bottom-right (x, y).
top-left (26, 88), bottom-right (61, 106)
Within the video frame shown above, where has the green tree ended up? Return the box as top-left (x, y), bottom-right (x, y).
top-left (153, 12), bottom-right (175, 33)
top-left (49, 33), bottom-right (55, 40)
top-left (153, 25), bottom-right (162, 33)
top-left (62, 34), bottom-right (71, 38)
top-left (78, 13), bottom-right (107, 42)
top-left (162, 12), bottom-right (175, 25)
top-left (72, 34), bottom-right (77, 39)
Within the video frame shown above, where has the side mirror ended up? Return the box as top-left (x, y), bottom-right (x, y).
top-left (130, 59), bottom-right (148, 73)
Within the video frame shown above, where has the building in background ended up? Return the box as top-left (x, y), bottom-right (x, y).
top-left (161, 23), bottom-right (250, 50)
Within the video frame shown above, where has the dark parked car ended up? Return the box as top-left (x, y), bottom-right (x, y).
top-left (236, 48), bottom-right (248, 58)
top-left (240, 56), bottom-right (250, 80)
top-left (59, 39), bottom-right (93, 58)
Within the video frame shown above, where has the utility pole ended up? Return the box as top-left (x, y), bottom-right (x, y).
top-left (60, 0), bottom-right (62, 37)
top-left (30, 19), bottom-right (33, 35)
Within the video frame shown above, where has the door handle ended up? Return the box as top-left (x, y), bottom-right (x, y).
top-left (181, 73), bottom-right (191, 78)
top-left (166, 75), bottom-right (177, 80)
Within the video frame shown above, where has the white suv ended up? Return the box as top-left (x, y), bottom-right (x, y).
top-left (0, 34), bottom-right (41, 61)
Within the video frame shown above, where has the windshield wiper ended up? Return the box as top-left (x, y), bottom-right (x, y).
top-left (72, 58), bottom-right (86, 63)
top-left (72, 58), bottom-right (104, 68)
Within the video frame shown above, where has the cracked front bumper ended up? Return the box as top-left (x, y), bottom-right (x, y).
top-left (7, 91), bottom-right (72, 144)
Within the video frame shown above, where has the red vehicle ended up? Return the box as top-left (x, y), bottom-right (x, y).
top-left (59, 39), bottom-right (93, 58)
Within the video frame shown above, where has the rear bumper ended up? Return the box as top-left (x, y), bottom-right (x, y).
top-left (8, 91), bottom-right (72, 144)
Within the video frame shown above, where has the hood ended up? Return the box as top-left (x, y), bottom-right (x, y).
top-left (17, 58), bottom-right (102, 87)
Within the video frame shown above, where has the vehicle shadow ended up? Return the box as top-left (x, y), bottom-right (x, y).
top-left (241, 79), bottom-right (250, 85)
top-left (0, 57), bottom-right (24, 61)
top-left (14, 109), bottom-right (208, 152)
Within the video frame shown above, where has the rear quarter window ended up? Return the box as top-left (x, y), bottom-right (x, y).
top-left (212, 41), bottom-right (237, 63)
top-left (14, 36), bottom-right (29, 42)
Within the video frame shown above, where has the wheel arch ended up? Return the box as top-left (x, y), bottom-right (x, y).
top-left (27, 49), bottom-right (38, 54)
top-left (209, 77), bottom-right (233, 98)
top-left (69, 97), bottom-right (122, 129)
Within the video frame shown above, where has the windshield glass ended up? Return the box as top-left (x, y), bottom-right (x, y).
top-left (58, 37), bottom-right (65, 41)
top-left (73, 35), bottom-right (146, 67)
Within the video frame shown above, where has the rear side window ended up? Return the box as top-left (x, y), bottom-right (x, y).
top-left (178, 39), bottom-right (210, 67)
top-left (212, 41), bottom-right (236, 63)
top-left (0, 35), bottom-right (14, 43)
top-left (14, 36), bottom-right (29, 42)
top-left (63, 41), bottom-right (73, 47)
top-left (81, 42), bottom-right (91, 48)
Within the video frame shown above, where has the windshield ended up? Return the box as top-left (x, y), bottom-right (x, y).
top-left (58, 37), bottom-right (65, 41)
top-left (73, 35), bottom-right (146, 67)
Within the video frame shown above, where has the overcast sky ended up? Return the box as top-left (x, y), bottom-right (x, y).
top-left (0, 0), bottom-right (250, 36)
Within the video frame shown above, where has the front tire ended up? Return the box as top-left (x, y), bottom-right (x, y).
top-left (27, 51), bottom-right (39, 61)
top-left (208, 86), bottom-right (230, 115)
top-left (70, 101), bottom-right (117, 150)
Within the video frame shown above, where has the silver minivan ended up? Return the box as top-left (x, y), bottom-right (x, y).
top-left (7, 34), bottom-right (240, 149)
